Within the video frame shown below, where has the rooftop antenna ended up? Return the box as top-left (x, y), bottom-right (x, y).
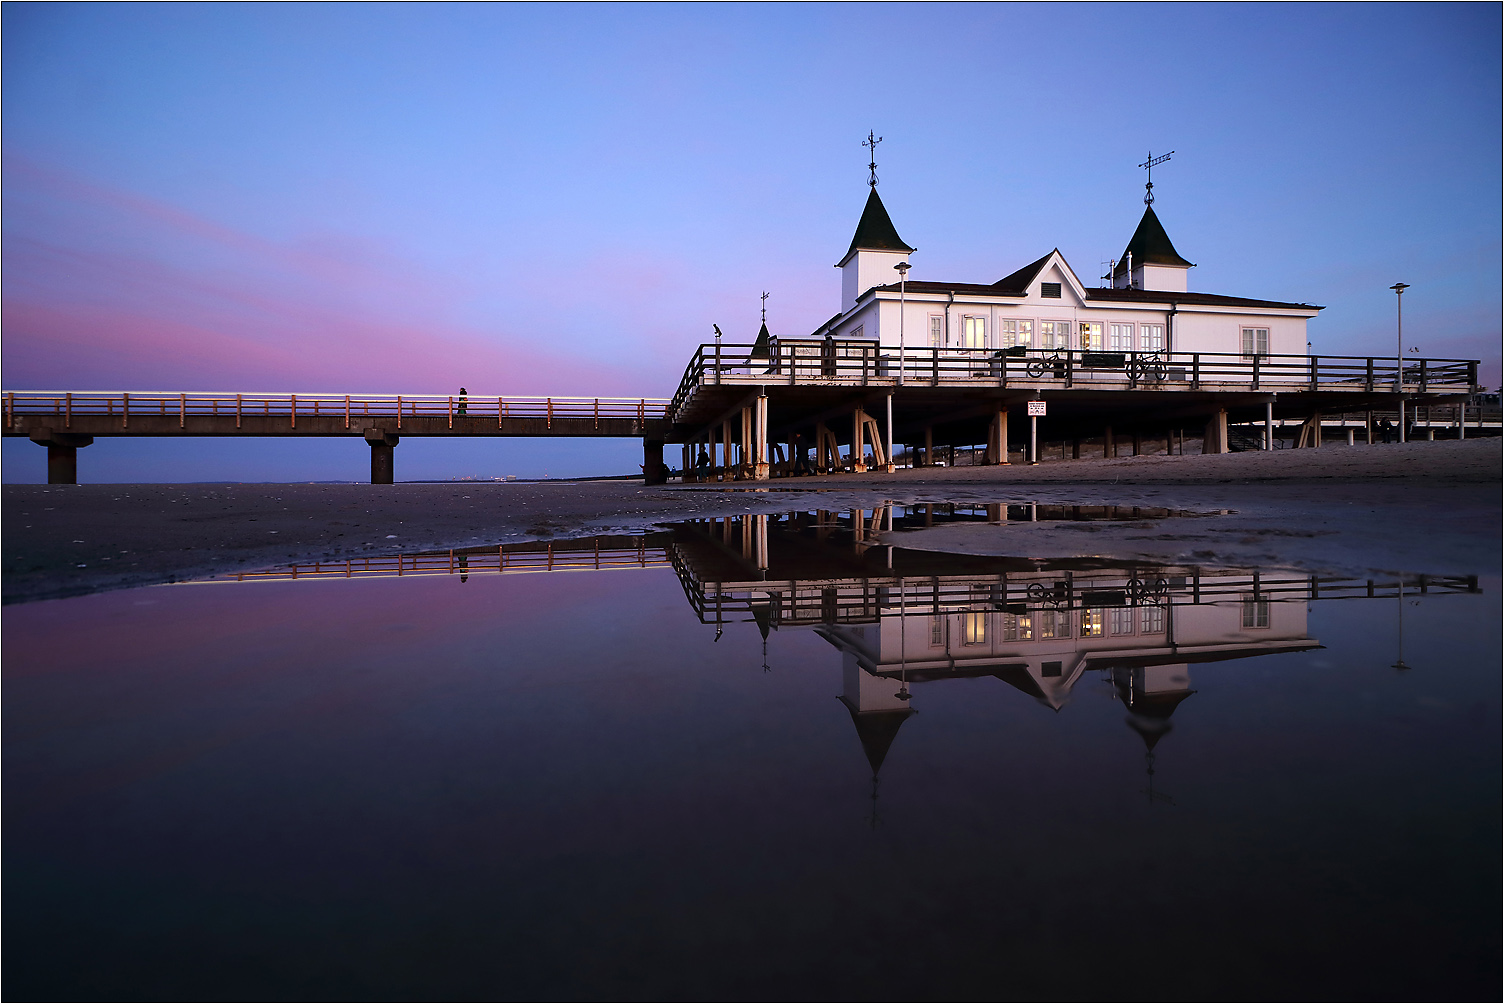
top-left (1101, 258), bottom-right (1117, 286)
top-left (760, 290), bottom-right (769, 325)
top-left (863, 130), bottom-right (883, 188)
top-left (1139, 149), bottom-right (1174, 206)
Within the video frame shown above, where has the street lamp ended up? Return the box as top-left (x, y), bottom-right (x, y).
top-left (1390, 283), bottom-right (1409, 442)
top-left (894, 261), bottom-right (911, 386)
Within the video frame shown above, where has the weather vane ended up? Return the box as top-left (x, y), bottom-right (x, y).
top-left (760, 290), bottom-right (769, 325)
top-left (863, 131), bottom-right (883, 188)
top-left (1139, 149), bottom-right (1174, 205)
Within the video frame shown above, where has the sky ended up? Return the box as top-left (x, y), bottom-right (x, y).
top-left (3, 2), bottom-right (1499, 482)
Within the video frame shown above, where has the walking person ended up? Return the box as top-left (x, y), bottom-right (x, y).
top-left (457, 387), bottom-right (468, 416)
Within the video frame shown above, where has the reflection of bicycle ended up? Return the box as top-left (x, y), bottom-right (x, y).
top-left (1126, 577), bottom-right (1169, 603)
top-left (1026, 353), bottom-right (1067, 379)
top-left (1026, 581), bottom-right (1071, 606)
top-left (1128, 354), bottom-right (1169, 383)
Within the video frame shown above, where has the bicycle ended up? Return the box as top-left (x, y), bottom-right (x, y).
top-left (1128, 354), bottom-right (1170, 384)
top-left (1026, 352), bottom-right (1068, 379)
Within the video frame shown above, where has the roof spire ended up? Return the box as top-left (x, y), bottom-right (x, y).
top-left (760, 290), bottom-right (769, 325)
top-left (863, 130), bottom-right (883, 188)
top-left (1139, 149), bottom-right (1173, 205)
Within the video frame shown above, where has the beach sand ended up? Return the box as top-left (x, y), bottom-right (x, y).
top-left (4, 438), bottom-right (1497, 603)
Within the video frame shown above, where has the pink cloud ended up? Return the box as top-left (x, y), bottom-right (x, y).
top-left (3, 157), bottom-right (669, 397)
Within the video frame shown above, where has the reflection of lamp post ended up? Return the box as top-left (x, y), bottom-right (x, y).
top-left (1390, 283), bottom-right (1409, 441)
top-left (895, 261), bottom-right (911, 386)
top-left (1391, 579), bottom-right (1410, 671)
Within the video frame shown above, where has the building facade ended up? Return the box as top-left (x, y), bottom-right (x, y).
top-left (816, 186), bottom-right (1322, 363)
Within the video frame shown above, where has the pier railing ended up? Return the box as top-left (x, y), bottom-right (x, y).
top-left (3, 391), bottom-right (671, 431)
top-left (669, 341), bottom-right (1479, 421)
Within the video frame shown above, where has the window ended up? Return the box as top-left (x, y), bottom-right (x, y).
top-left (1079, 608), bottom-right (1104, 637)
top-left (1241, 599), bottom-right (1270, 629)
top-left (1002, 612), bottom-right (1033, 641)
top-left (963, 611), bottom-right (988, 645)
top-left (998, 319), bottom-right (1034, 348)
top-left (1109, 323), bottom-right (1135, 352)
top-left (1040, 320), bottom-right (1072, 350)
top-left (1140, 323), bottom-right (1165, 352)
top-left (1110, 607), bottom-right (1136, 635)
top-left (851, 324), bottom-right (863, 341)
top-left (1041, 282), bottom-right (1062, 298)
top-left (1079, 322), bottom-right (1103, 352)
top-left (930, 615), bottom-right (946, 646)
top-left (929, 315), bottom-right (944, 347)
top-left (1038, 610), bottom-right (1071, 639)
top-left (1041, 661), bottom-right (1063, 678)
top-left (961, 316), bottom-right (987, 349)
top-left (1241, 327), bottom-right (1270, 358)
top-left (1140, 605), bottom-right (1165, 634)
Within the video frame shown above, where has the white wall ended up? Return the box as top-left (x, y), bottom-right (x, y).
top-left (841, 249), bottom-right (910, 313)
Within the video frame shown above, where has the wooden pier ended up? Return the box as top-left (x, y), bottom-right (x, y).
top-left (0, 342), bottom-right (1488, 483)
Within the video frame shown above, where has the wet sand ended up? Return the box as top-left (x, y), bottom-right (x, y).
top-left (4, 438), bottom-right (1498, 603)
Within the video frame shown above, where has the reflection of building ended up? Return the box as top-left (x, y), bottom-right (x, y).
top-left (663, 507), bottom-right (1480, 785)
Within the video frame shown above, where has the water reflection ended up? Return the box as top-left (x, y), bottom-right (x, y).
top-left (204, 506), bottom-right (1480, 803)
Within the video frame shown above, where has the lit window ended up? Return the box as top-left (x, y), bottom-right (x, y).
top-left (1140, 605), bottom-right (1165, 633)
top-left (1241, 327), bottom-right (1270, 358)
top-left (929, 316), bottom-right (944, 347)
top-left (1079, 608), bottom-right (1104, 637)
top-left (963, 611), bottom-right (988, 645)
top-left (962, 316), bottom-right (987, 349)
top-left (1110, 607), bottom-right (1135, 635)
top-left (1241, 599), bottom-right (1270, 629)
top-left (1040, 320), bottom-right (1072, 350)
top-left (1109, 323), bottom-right (1135, 352)
top-left (1038, 610), bottom-right (1071, 639)
top-left (1140, 323), bottom-right (1165, 352)
top-left (1079, 323), bottom-right (1103, 352)
top-left (1002, 612), bottom-right (1033, 641)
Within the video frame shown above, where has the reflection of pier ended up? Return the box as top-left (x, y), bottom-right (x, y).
top-left (198, 509), bottom-right (1480, 796)
top-left (662, 506), bottom-right (1480, 785)
top-left (210, 536), bottom-right (668, 583)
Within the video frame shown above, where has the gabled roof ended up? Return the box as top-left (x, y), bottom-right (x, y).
top-left (839, 187), bottom-right (915, 264)
top-left (860, 279), bottom-right (1321, 311)
top-left (1085, 287), bottom-right (1323, 310)
top-left (993, 251), bottom-right (1056, 294)
top-left (1114, 206), bottom-right (1194, 274)
top-left (750, 321), bottom-right (772, 359)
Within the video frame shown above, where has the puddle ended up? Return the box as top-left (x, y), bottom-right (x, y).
top-left (3, 511), bottom-right (1496, 999)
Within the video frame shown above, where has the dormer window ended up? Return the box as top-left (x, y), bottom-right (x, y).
top-left (1041, 282), bottom-right (1062, 298)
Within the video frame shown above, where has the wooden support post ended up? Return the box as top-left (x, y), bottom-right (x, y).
top-left (1203, 410), bottom-right (1229, 454)
top-left (1132, 431), bottom-right (1142, 456)
top-left (722, 418), bottom-right (733, 481)
top-left (682, 443), bottom-right (692, 481)
top-left (643, 439), bottom-right (667, 484)
top-left (753, 394), bottom-right (769, 480)
top-left (1312, 412), bottom-right (1322, 448)
top-left (987, 408), bottom-right (1009, 465)
top-left (923, 425), bottom-right (934, 467)
top-left (1104, 425), bottom-right (1114, 459)
top-left (1072, 438), bottom-right (1081, 460)
top-left (851, 408), bottom-right (867, 473)
top-left (1366, 410), bottom-right (1374, 445)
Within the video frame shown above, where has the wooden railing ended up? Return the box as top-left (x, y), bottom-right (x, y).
top-left (206, 540), bottom-right (668, 583)
top-left (668, 341), bottom-right (1480, 421)
top-left (2, 391), bottom-right (671, 431)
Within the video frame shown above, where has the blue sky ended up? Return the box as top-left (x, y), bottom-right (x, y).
top-left (3, 2), bottom-right (1499, 481)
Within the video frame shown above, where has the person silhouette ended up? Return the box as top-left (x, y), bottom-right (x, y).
top-left (457, 387), bottom-right (468, 416)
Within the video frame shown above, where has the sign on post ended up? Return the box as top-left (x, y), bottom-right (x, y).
top-left (1027, 400), bottom-right (1047, 417)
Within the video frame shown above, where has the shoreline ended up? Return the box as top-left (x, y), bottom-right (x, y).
top-left (4, 439), bottom-right (1498, 605)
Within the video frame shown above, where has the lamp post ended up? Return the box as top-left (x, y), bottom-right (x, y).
top-left (1390, 283), bottom-right (1409, 442)
top-left (894, 261), bottom-right (911, 386)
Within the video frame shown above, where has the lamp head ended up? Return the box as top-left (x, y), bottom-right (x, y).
top-left (1390, 282), bottom-right (1410, 294)
top-left (894, 261), bottom-right (911, 276)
